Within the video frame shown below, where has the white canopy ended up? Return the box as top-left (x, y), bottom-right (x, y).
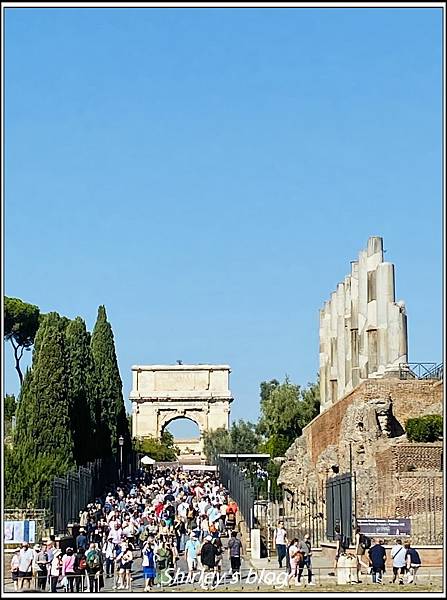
top-left (140, 455), bottom-right (156, 465)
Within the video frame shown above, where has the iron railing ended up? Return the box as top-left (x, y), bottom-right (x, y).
top-left (399, 363), bottom-right (443, 380)
top-left (216, 457), bottom-right (255, 529)
top-left (45, 455), bottom-right (118, 534)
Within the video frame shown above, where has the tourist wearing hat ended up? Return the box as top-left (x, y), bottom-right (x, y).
top-left (115, 542), bottom-right (133, 590)
top-left (200, 535), bottom-right (218, 588)
top-left (50, 548), bottom-right (62, 593)
top-left (142, 541), bottom-right (156, 591)
top-left (102, 536), bottom-right (116, 578)
top-left (10, 548), bottom-right (20, 592)
top-left (76, 528), bottom-right (88, 551)
top-left (34, 543), bottom-right (49, 591)
top-left (185, 532), bottom-right (200, 583)
top-left (18, 542), bottom-right (34, 591)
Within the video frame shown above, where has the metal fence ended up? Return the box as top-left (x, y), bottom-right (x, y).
top-left (399, 362), bottom-right (443, 380)
top-left (46, 456), bottom-right (118, 534)
top-left (216, 457), bottom-right (255, 529)
top-left (254, 483), bottom-right (327, 554)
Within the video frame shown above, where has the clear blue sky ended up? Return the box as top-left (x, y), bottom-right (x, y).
top-left (4, 7), bottom-right (443, 438)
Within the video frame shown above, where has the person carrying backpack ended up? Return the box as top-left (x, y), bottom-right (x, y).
top-left (85, 543), bottom-right (102, 592)
top-left (73, 547), bottom-right (88, 592)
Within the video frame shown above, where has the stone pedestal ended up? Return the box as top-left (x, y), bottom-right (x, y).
top-left (250, 528), bottom-right (261, 560)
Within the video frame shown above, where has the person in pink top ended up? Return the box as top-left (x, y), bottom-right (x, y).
top-left (61, 547), bottom-right (76, 592)
top-left (288, 539), bottom-right (303, 587)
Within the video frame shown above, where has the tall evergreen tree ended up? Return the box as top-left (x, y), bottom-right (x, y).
top-left (31, 312), bottom-right (75, 459)
top-left (65, 317), bottom-right (97, 465)
top-left (7, 369), bottom-right (34, 506)
top-left (91, 306), bottom-right (130, 457)
top-left (11, 313), bottom-right (75, 506)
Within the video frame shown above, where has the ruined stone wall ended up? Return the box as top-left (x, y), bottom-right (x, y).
top-left (319, 236), bottom-right (408, 412)
top-left (278, 378), bottom-right (443, 544)
top-left (307, 378), bottom-right (441, 465)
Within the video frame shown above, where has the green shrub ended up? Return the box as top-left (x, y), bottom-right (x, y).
top-left (405, 414), bottom-right (443, 442)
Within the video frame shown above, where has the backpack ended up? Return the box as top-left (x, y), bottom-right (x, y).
top-left (86, 550), bottom-right (100, 570)
top-left (78, 557), bottom-right (87, 571)
top-left (360, 534), bottom-right (371, 550)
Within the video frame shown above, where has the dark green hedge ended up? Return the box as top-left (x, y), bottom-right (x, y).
top-left (405, 414), bottom-right (443, 442)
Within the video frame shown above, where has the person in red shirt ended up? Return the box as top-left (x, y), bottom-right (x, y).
top-left (155, 502), bottom-right (164, 518)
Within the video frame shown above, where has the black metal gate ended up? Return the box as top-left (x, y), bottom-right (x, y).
top-left (326, 473), bottom-right (352, 544)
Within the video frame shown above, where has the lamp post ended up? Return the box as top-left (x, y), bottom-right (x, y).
top-left (119, 435), bottom-right (124, 481)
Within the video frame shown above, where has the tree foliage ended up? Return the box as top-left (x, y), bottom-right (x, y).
top-left (4, 394), bottom-right (16, 421)
top-left (203, 427), bottom-right (232, 464)
top-left (91, 306), bottom-right (130, 457)
top-left (406, 414), bottom-right (443, 443)
top-left (4, 297), bottom-right (40, 386)
top-left (257, 377), bottom-right (320, 457)
top-left (8, 313), bottom-right (75, 507)
top-left (65, 317), bottom-right (97, 465)
top-left (203, 420), bottom-right (260, 464)
top-left (4, 394), bottom-right (16, 439)
top-left (135, 431), bottom-right (178, 462)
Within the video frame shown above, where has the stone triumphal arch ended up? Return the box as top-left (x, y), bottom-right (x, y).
top-left (130, 364), bottom-right (233, 462)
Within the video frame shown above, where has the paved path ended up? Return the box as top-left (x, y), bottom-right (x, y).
top-left (3, 543), bottom-right (443, 593)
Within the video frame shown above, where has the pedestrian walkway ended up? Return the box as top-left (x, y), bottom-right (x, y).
top-left (3, 464), bottom-right (443, 594)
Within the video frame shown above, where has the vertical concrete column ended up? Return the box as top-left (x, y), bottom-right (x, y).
top-left (344, 276), bottom-right (352, 391)
top-left (319, 308), bottom-right (327, 409)
top-left (350, 262), bottom-right (360, 388)
top-left (321, 304), bottom-right (332, 409)
top-left (376, 262), bottom-right (394, 371)
top-left (367, 236), bottom-right (384, 268)
top-left (399, 307), bottom-right (408, 361)
top-left (336, 283), bottom-right (346, 400)
top-left (358, 249), bottom-right (368, 378)
top-left (387, 303), bottom-right (408, 368)
top-left (330, 291), bottom-right (338, 404)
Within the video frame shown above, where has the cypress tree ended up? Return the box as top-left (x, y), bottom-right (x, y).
top-left (15, 313), bottom-right (75, 505)
top-left (91, 306), bottom-right (130, 457)
top-left (7, 368), bottom-right (34, 506)
top-left (65, 317), bottom-right (97, 465)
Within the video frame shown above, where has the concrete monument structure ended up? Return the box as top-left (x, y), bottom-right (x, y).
top-left (319, 236), bottom-right (408, 412)
top-left (130, 364), bottom-right (233, 461)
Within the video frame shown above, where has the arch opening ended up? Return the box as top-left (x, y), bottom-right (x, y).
top-left (162, 416), bottom-right (203, 464)
top-left (162, 416), bottom-right (201, 439)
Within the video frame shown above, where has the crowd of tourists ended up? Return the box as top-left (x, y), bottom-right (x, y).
top-left (272, 520), bottom-right (422, 587)
top-left (9, 466), bottom-right (243, 592)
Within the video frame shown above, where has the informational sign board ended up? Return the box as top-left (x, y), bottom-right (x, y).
top-left (357, 517), bottom-right (411, 536)
top-left (4, 520), bottom-right (36, 544)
